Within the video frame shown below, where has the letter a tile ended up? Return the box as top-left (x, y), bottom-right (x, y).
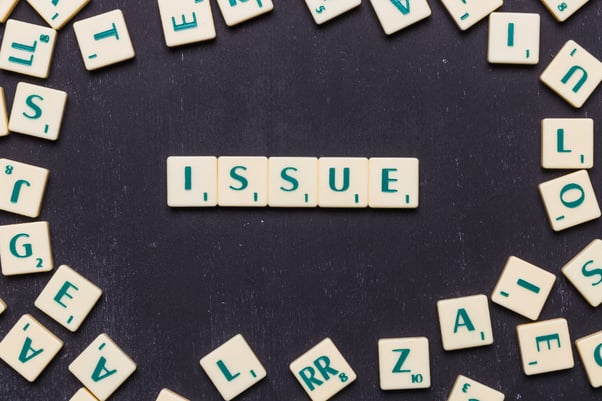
top-left (0, 314), bottom-right (63, 382)
top-left (437, 294), bottom-right (494, 351)
top-left (69, 333), bottom-right (137, 401)
top-left (289, 338), bottom-right (357, 401)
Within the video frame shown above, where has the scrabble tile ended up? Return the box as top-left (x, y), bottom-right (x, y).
top-left (73, 10), bottom-right (135, 71)
top-left (216, 0), bottom-right (273, 26)
top-left (304, 0), bottom-right (361, 25)
top-left (69, 388), bottom-right (99, 401)
top-left (440, 0), bottom-right (502, 31)
top-left (491, 256), bottom-right (556, 320)
top-left (200, 334), bottom-right (266, 401)
top-left (0, 19), bottom-right (57, 78)
top-left (487, 12), bottom-right (540, 65)
top-left (69, 333), bottom-right (137, 401)
top-left (9, 82), bottom-right (68, 141)
top-left (368, 158), bottom-right (419, 208)
top-left (540, 0), bottom-right (589, 22)
top-left (217, 157), bottom-right (268, 207)
top-left (540, 40), bottom-right (602, 108)
top-left (447, 375), bottom-right (504, 401)
top-left (0, 297), bottom-right (6, 315)
top-left (0, 87), bottom-right (8, 137)
top-left (158, 0), bottom-right (216, 47)
top-left (517, 318), bottom-right (574, 375)
top-left (35, 265), bottom-right (102, 332)
top-left (0, 0), bottom-right (19, 23)
top-left (378, 337), bottom-right (430, 390)
top-left (157, 388), bottom-right (190, 401)
top-left (538, 170), bottom-right (600, 231)
top-left (318, 158), bottom-right (368, 208)
top-left (437, 294), bottom-right (493, 351)
top-left (542, 118), bottom-right (594, 169)
top-left (268, 157), bottom-right (318, 207)
top-left (575, 330), bottom-right (602, 388)
top-left (0, 221), bottom-right (53, 276)
top-left (562, 239), bottom-right (602, 307)
top-left (0, 158), bottom-right (49, 218)
top-left (369, 0), bottom-right (431, 35)
top-left (0, 314), bottom-right (63, 382)
top-left (167, 156), bottom-right (217, 207)
top-left (290, 338), bottom-right (356, 401)
top-left (27, 0), bottom-right (90, 30)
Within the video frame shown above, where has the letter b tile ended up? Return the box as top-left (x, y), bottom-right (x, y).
top-left (200, 334), bottom-right (267, 401)
top-left (289, 338), bottom-right (356, 401)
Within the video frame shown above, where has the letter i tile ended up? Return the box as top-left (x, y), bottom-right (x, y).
top-left (0, 158), bottom-right (49, 218)
top-left (491, 256), bottom-right (556, 320)
top-left (0, 221), bottom-right (54, 276)
top-left (69, 333), bottom-right (137, 401)
top-left (540, 40), bottom-right (602, 108)
top-left (73, 9), bottom-right (135, 71)
top-left (0, 314), bottom-right (63, 382)
top-left (517, 318), bottom-right (574, 375)
top-left (289, 338), bottom-right (357, 401)
top-left (35, 265), bottom-right (103, 332)
top-left (200, 334), bottom-right (267, 401)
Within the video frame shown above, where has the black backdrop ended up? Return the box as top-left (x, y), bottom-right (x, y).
top-left (1, 0), bottom-right (601, 400)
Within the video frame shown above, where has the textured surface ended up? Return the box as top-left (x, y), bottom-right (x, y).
top-left (0, 0), bottom-right (601, 400)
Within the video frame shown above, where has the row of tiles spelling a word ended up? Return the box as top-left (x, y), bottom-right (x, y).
top-left (167, 157), bottom-right (419, 208)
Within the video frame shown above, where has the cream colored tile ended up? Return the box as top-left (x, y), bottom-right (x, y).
top-left (35, 265), bottom-right (102, 332)
top-left (318, 158), bottom-right (368, 208)
top-left (440, 0), bottom-right (502, 30)
top-left (517, 318), bottom-right (574, 375)
top-left (304, 0), bottom-right (361, 24)
top-left (538, 170), bottom-right (600, 231)
top-left (378, 337), bottom-right (430, 390)
top-left (542, 118), bottom-right (594, 169)
top-left (268, 157), bottom-right (318, 207)
top-left (540, 0), bottom-right (589, 22)
top-left (289, 338), bottom-right (356, 401)
top-left (218, 157), bottom-right (268, 207)
top-left (73, 10), bottom-right (135, 71)
top-left (437, 294), bottom-right (493, 351)
top-left (370, 0), bottom-right (431, 35)
top-left (216, 0), bottom-right (273, 26)
top-left (167, 156), bottom-right (217, 207)
top-left (487, 12), bottom-right (539, 65)
top-left (200, 334), bottom-right (266, 401)
top-left (0, 87), bottom-right (8, 137)
top-left (0, 19), bottom-right (57, 78)
top-left (0, 314), bottom-right (63, 382)
top-left (0, 0), bottom-right (19, 23)
top-left (69, 388), bottom-right (99, 401)
top-left (0, 221), bottom-right (53, 276)
top-left (447, 375), bottom-right (504, 401)
top-left (69, 333), bottom-right (137, 401)
top-left (576, 330), bottom-right (602, 388)
top-left (156, 388), bottom-right (190, 401)
top-left (562, 239), bottom-right (602, 307)
top-left (158, 0), bottom-right (216, 47)
top-left (27, 0), bottom-right (90, 29)
top-left (9, 82), bottom-right (68, 141)
top-left (368, 158), bottom-right (418, 208)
